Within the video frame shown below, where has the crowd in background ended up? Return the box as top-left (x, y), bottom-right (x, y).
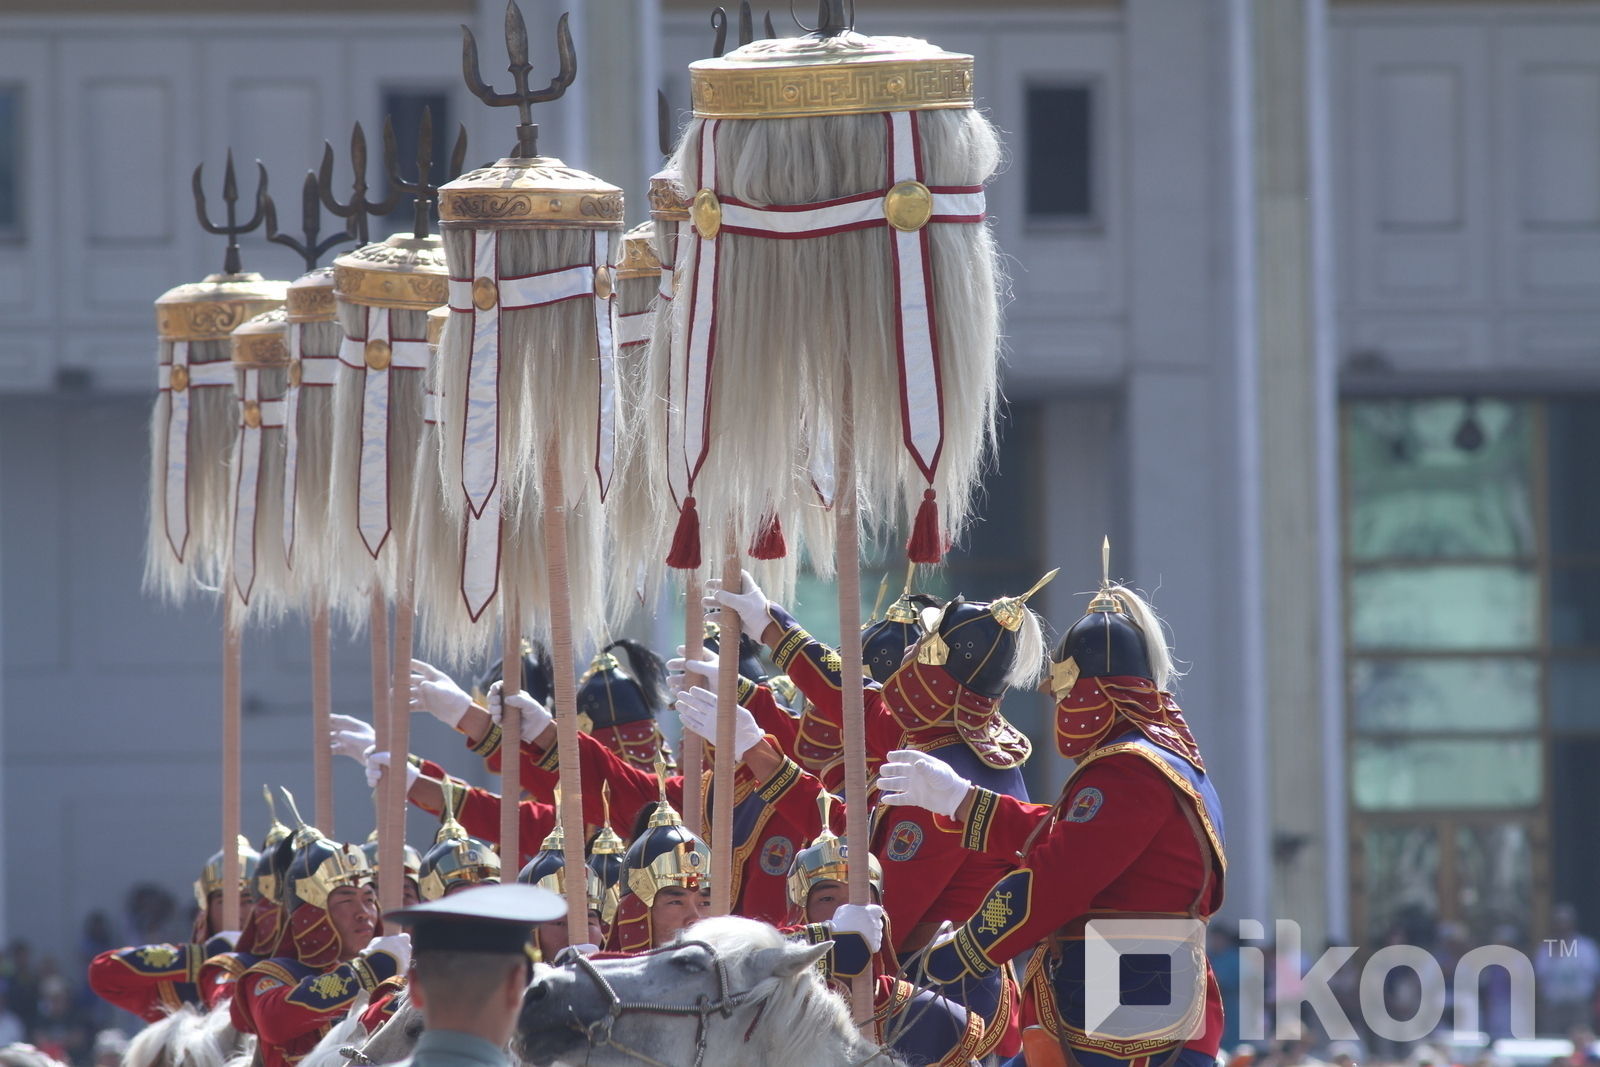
top-left (0, 883), bottom-right (188, 1066)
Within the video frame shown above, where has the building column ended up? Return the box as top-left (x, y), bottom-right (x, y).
top-left (1123, 0), bottom-right (1273, 929)
top-left (1251, 0), bottom-right (1345, 949)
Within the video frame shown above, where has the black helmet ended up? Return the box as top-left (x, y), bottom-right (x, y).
top-left (862, 593), bottom-right (942, 684)
top-left (576, 639), bottom-right (667, 731)
top-left (476, 639), bottom-right (554, 707)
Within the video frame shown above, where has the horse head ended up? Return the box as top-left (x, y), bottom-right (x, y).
top-left (517, 916), bottom-right (889, 1067)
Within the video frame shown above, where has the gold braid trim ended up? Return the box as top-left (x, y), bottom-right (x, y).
top-left (470, 723), bottom-right (503, 758)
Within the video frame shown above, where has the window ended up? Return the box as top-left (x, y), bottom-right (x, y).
top-left (0, 86), bottom-right (21, 241)
top-left (378, 88), bottom-right (453, 233)
top-left (1024, 83), bottom-right (1096, 225)
top-left (1343, 395), bottom-right (1600, 942)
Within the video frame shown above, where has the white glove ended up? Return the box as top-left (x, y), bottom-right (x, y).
top-left (488, 681), bottom-right (554, 742)
top-left (675, 686), bottom-right (763, 760)
top-left (361, 932), bottom-right (412, 974)
top-left (702, 570), bottom-right (772, 643)
top-left (363, 748), bottom-right (422, 795)
top-left (878, 749), bottom-right (973, 818)
top-left (208, 930), bottom-right (241, 951)
top-left (329, 714), bottom-right (376, 764)
top-left (829, 903), bottom-right (886, 953)
top-left (570, 943), bottom-right (600, 957)
top-left (666, 645), bottom-right (720, 691)
top-left (409, 659), bottom-right (473, 729)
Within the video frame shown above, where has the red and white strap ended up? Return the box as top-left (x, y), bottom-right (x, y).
top-left (281, 322), bottom-right (340, 566)
top-left (230, 368), bottom-right (288, 605)
top-left (338, 307), bottom-right (431, 559)
top-left (157, 342), bottom-right (234, 563)
top-left (452, 229), bottom-right (619, 621)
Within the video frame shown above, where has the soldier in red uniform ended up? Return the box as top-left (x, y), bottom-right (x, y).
top-left (517, 826), bottom-right (608, 959)
top-left (230, 825), bottom-right (409, 1067)
top-left (702, 569), bottom-right (1053, 1060)
top-left (88, 837), bottom-right (257, 1021)
top-left (882, 579), bottom-right (1227, 1067)
top-left (783, 817), bottom-right (986, 1067)
top-left (605, 796), bottom-right (713, 953)
top-left (411, 669), bottom-right (812, 927)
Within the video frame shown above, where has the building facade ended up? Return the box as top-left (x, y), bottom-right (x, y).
top-left (0, 0), bottom-right (1596, 971)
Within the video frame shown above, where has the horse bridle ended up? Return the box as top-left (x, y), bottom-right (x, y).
top-left (555, 941), bottom-right (898, 1067)
top-left (556, 941), bottom-right (751, 1067)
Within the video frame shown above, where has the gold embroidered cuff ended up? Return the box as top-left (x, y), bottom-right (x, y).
top-left (771, 627), bottom-right (812, 673)
top-left (962, 788), bottom-right (999, 853)
top-left (755, 757), bottom-right (801, 805)
top-left (470, 724), bottom-right (503, 758)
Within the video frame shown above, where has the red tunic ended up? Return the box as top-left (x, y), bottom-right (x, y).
top-left (87, 942), bottom-right (208, 1022)
top-left (414, 758), bottom-right (556, 866)
top-left (925, 746), bottom-right (1226, 1059)
top-left (231, 951), bottom-right (401, 1067)
top-left (772, 617), bottom-right (1023, 949)
top-left (514, 729), bottom-right (813, 926)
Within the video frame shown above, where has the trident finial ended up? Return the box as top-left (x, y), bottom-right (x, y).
top-left (870, 572), bottom-right (890, 622)
top-left (653, 747), bottom-right (671, 807)
top-left (1088, 537), bottom-right (1123, 613)
top-left (192, 151), bottom-right (268, 276)
top-left (381, 109), bottom-right (470, 240)
top-left (657, 89), bottom-right (674, 159)
top-left (811, 0), bottom-right (853, 37)
top-left (816, 791), bottom-right (838, 840)
top-left (317, 123), bottom-right (401, 246)
top-left (265, 171), bottom-right (352, 272)
top-left (461, 4), bottom-right (577, 159)
top-left (711, 3), bottom-right (772, 58)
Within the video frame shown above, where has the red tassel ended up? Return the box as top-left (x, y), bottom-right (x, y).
top-left (906, 488), bottom-right (943, 564)
top-left (748, 512), bottom-right (787, 560)
top-left (666, 497), bottom-right (702, 570)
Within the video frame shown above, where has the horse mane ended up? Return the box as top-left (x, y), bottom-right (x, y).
top-left (0, 1046), bottom-right (68, 1067)
top-left (299, 999), bottom-right (375, 1067)
top-left (685, 918), bottom-right (900, 1067)
top-left (123, 1008), bottom-right (192, 1067)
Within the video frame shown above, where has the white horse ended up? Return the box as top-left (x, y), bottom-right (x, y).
top-left (122, 1003), bottom-right (250, 1067)
top-left (517, 916), bottom-right (905, 1067)
top-left (300, 990), bottom-right (427, 1067)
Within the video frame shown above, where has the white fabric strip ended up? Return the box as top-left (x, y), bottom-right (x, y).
top-left (162, 341), bottom-right (193, 562)
top-left (888, 110), bottom-right (944, 482)
top-left (299, 355), bottom-right (342, 385)
top-left (157, 361), bottom-right (233, 390)
top-left (593, 228), bottom-right (619, 500)
top-left (357, 307), bottom-right (393, 558)
top-left (617, 311), bottom-right (652, 347)
top-left (347, 307), bottom-right (432, 560)
top-left (664, 218), bottom-right (693, 508)
top-left (460, 231), bottom-right (502, 518)
top-left (423, 391), bottom-right (438, 425)
top-left (718, 190), bottom-right (983, 238)
top-left (339, 335), bottom-right (429, 370)
top-left (459, 230), bottom-right (503, 624)
top-left (282, 325), bottom-right (303, 565)
top-left (681, 120), bottom-right (721, 491)
top-left (230, 374), bottom-right (286, 605)
top-left (460, 479), bottom-right (500, 622)
top-left (448, 265), bottom-right (590, 314)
